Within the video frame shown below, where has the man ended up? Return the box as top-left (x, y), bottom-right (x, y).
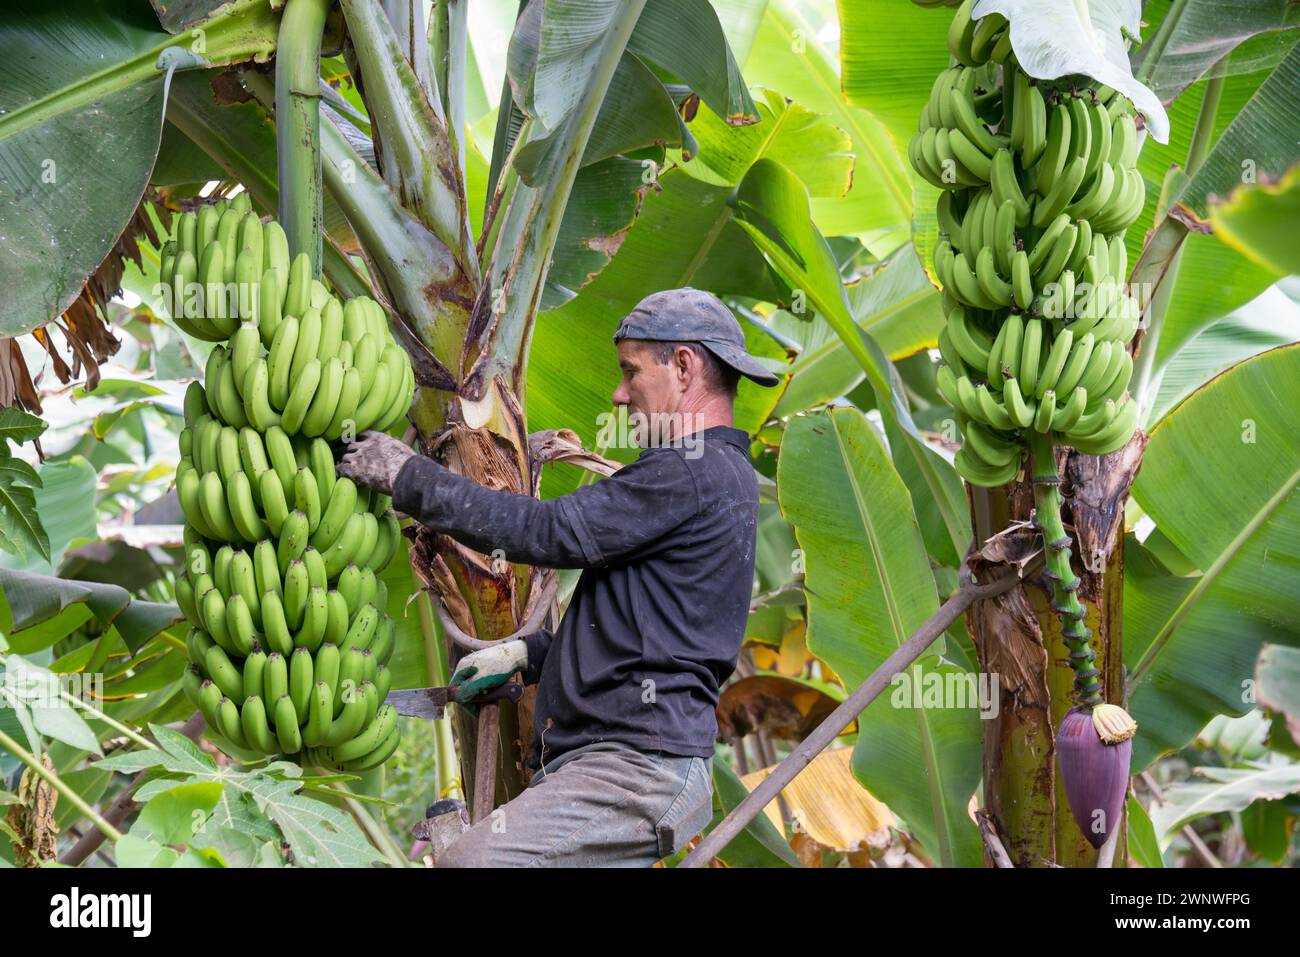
top-left (338, 287), bottom-right (779, 866)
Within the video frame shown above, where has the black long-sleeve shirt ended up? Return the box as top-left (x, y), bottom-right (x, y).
top-left (391, 425), bottom-right (759, 771)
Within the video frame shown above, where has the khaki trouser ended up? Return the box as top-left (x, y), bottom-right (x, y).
top-left (435, 741), bottom-right (714, 867)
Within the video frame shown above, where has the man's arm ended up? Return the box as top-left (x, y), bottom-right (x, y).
top-left (391, 449), bottom-right (699, 570)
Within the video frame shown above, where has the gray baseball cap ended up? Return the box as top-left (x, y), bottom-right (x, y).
top-left (612, 288), bottom-right (780, 387)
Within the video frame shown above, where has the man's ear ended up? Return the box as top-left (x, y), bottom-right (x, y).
top-left (675, 344), bottom-right (695, 387)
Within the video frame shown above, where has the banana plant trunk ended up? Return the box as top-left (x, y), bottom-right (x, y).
top-left (407, 382), bottom-right (539, 812)
top-left (967, 436), bottom-right (1145, 867)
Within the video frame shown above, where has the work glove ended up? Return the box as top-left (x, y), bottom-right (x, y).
top-left (449, 639), bottom-right (528, 715)
top-left (337, 430), bottom-right (414, 496)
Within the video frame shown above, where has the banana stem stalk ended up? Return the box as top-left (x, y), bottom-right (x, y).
top-left (1027, 431), bottom-right (1102, 707)
top-left (275, 0), bottom-right (332, 275)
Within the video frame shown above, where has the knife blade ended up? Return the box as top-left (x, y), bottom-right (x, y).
top-left (385, 681), bottom-right (524, 719)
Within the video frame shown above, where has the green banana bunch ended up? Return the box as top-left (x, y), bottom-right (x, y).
top-left (170, 196), bottom-right (412, 771)
top-left (911, 1), bottom-right (1150, 717)
top-left (911, 0), bottom-right (1146, 489)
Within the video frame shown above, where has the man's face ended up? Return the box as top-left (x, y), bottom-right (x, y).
top-left (612, 339), bottom-right (679, 440)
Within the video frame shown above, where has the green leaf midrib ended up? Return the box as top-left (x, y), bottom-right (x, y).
top-left (1131, 460), bottom-right (1300, 687)
top-left (829, 411), bottom-right (954, 866)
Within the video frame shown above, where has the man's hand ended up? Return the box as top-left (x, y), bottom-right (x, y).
top-left (337, 430), bottom-right (414, 495)
top-left (450, 639), bottom-right (528, 714)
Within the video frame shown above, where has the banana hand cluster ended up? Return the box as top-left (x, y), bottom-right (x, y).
top-left (178, 527), bottom-right (400, 771)
top-left (160, 198), bottom-right (415, 442)
top-left (167, 195), bottom-right (412, 772)
top-left (910, 0), bottom-right (1147, 487)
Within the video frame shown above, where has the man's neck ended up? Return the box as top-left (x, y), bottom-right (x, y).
top-left (648, 399), bottom-right (732, 447)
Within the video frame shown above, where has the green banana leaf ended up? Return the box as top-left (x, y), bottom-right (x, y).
top-left (697, 757), bottom-right (801, 867)
top-left (0, 0), bottom-right (279, 336)
top-left (777, 407), bottom-right (983, 867)
top-left (1128, 44), bottom-right (1269, 269)
top-left (673, 88), bottom-right (854, 199)
top-left (1240, 794), bottom-right (1296, 862)
top-left (477, 0), bottom-right (650, 388)
top-left (1174, 42), bottom-right (1300, 219)
top-left (1126, 342), bottom-right (1300, 770)
top-left (1148, 295), bottom-right (1300, 424)
top-left (1126, 793), bottom-right (1165, 868)
top-left (768, 245), bottom-right (945, 419)
top-left (0, 410), bottom-right (48, 564)
top-left (0, 567), bottom-right (183, 656)
top-left (335, 0), bottom-right (471, 272)
top-left (1136, 0), bottom-right (1300, 103)
top-left (1209, 162), bottom-right (1300, 276)
top-left (149, 0), bottom-right (243, 34)
top-left (0, 457), bottom-right (97, 577)
top-left (732, 157), bottom-right (969, 565)
top-left (740, 0), bottom-right (912, 236)
top-left (836, 0), bottom-right (952, 147)
top-left (627, 0), bottom-right (758, 125)
top-left (378, 545), bottom-right (434, 694)
top-left (543, 156), bottom-right (657, 304)
top-left (831, 0), bottom-right (951, 273)
top-left (1128, 53), bottom-right (1292, 376)
top-left (579, 52), bottom-right (695, 168)
top-left (1148, 762), bottom-right (1300, 852)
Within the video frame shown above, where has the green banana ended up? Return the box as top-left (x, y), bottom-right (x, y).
top-left (280, 357), bottom-right (322, 436)
top-left (198, 679), bottom-right (224, 731)
top-left (260, 590), bottom-right (294, 656)
top-left (242, 647), bottom-right (267, 707)
top-left (324, 592), bottom-right (350, 648)
top-left (289, 306), bottom-right (323, 385)
top-left (267, 313), bottom-right (299, 410)
top-left (367, 514), bottom-right (402, 573)
top-left (226, 471), bottom-right (268, 542)
top-left (205, 644), bottom-right (243, 701)
top-left (342, 602), bottom-right (380, 654)
top-left (242, 358), bottom-right (281, 431)
top-left (289, 647), bottom-right (314, 720)
top-left (294, 467), bottom-right (323, 533)
top-left (259, 469), bottom-right (290, 537)
top-left (326, 679), bottom-right (369, 742)
top-left (282, 560), bottom-right (310, 632)
top-left (240, 694), bottom-right (279, 754)
top-left (263, 651), bottom-right (289, 707)
top-left (310, 476), bottom-right (358, 551)
top-left (322, 512), bottom-right (368, 579)
top-left (215, 697), bottom-right (249, 749)
top-left (1033, 157), bottom-right (1087, 227)
top-left (296, 586), bottom-right (329, 653)
top-left (263, 425), bottom-right (297, 492)
top-left (284, 252), bottom-right (312, 319)
top-left (305, 681), bottom-right (333, 748)
top-left (341, 723), bottom-right (401, 772)
top-left (224, 594), bottom-right (256, 656)
top-left (328, 704), bottom-right (398, 764)
top-left (273, 694), bottom-right (303, 754)
top-left (277, 509), bottom-right (311, 573)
